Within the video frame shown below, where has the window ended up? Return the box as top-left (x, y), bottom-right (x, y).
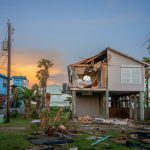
top-left (121, 67), bottom-right (141, 84)
top-left (3, 79), bottom-right (7, 87)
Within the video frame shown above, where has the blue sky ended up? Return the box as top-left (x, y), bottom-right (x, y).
top-left (0, 0), bottom-right (150, 85)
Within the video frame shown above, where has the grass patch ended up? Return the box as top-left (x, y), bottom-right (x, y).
top-left (0, 116), bottom-right (32, 127)
top-left (0, 115), bottom-right (35, 150)
top-left (62, 133), bottom-right (133, 150)
top-left (0, 132), bottom-right (32, 150)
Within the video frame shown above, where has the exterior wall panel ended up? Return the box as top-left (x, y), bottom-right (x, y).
top-left (75, 94), bottom-right (100, 117)
top-left (108, 50), bottom-right (145, 91)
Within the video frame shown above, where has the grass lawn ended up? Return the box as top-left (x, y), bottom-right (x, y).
top-left (0, 116), bottom-right (32, 127)
top-left (0, 132), bottom-right (32, 150)
top-left (0, 116), bottom-right (34, 150)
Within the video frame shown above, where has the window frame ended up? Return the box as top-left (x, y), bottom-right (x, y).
top-left (121, 65), bottom-right (141, 84)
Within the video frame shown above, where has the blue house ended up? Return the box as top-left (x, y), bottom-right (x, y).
top-left (0, 74), bottom-right (7, 96)
top-left (11, 76), bottom-right (28, 88)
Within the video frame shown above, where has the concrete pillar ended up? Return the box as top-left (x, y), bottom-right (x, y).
top-left (105, 90), bottom-right (109, 118)
top-left (129, 96), bottom-right (133, 119)
top-left (72, 90), bottom-right (76, 118)
top-left (133, 95), bottom-right (138, 121)
top-left (99, 94), bottom-right (103, 117)
top-left (139, 91), bottom-right (144, 121)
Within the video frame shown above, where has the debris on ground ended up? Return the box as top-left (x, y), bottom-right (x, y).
top-left (86, 136), bottom-right (98, 140)
top-left (78, 115), bottom-right (93, 124)
top-left (28, 107), bottom-right (150, 149)
top-left (127, 119), bottom-right (135, 128)
top-left (91, 135), bottom-right (110, 146)
top-left (126, 130), bottom-right (150, 149)
top-left (31, 120), bottom-right (41, 124)
top-left (95, 118), bottom-right (132, 126)
top-left (52, 108), bottom-right (63, 124)
top-left (58, 124), bottom-right (66, 131)
top-left (69, 147), bottom-right (78, 150)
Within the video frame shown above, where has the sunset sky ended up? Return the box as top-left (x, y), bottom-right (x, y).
top-left (0, 0), bottom-right (150, 86)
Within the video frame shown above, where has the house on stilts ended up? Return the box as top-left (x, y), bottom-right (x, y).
top-left (67, 47), bottom-right (148, 121)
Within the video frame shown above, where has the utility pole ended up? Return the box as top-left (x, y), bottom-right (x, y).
top-left (6, 20), bottom-right (13, 123)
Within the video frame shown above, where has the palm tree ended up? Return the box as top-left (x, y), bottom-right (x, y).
top-left (31, 84), bottom-right (43, 115)
top-left (36, 58), bottom-right (54, 108)
top-left (13, 86), bottom-right (42, 118)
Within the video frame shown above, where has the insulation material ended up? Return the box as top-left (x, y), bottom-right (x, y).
top-left (74, 66), bottom-right (86, 75)
top-left (72, 79), bottom-right (92, 88)
top-left (94, 62), bottom-right (101, 70)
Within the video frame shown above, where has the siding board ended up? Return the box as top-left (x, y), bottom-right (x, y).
top-left (108, 50), bottom-right (144, 91)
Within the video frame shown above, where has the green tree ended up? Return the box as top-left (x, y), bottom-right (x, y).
top-left (31, 84), bottom-right (44, 115)
top-left (143, 35), bottom-right (150, 107)
top-left (13, 86), bottom-right (42, 118)
top-left (36, 58), bottom-right (54, 108)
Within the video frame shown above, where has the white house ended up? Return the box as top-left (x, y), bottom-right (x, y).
top-left (47, 84), bottom-right (70, 107)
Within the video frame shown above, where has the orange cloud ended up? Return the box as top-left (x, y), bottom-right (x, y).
top-left (11, 48), bottom-right (68, 87)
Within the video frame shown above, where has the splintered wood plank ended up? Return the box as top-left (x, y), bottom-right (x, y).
top-left (101, 62), bottom-right (107, 88)
top-left (74, 66), bottom-right (86, 75)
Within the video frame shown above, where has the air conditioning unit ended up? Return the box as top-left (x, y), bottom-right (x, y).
top-left (62, 83), bottom-right (70, 94)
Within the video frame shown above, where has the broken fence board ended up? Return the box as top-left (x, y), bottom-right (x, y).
top-left (91, 135), bottom-right (110, 146)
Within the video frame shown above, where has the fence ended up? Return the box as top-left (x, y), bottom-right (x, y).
top-left (0, 107), bottom-right (25, 116)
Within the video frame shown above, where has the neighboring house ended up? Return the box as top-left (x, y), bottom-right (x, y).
top-left (11, 76), bottom-right (28, 88)
top-left (0, 74), bottom-right (7, 96)
top-left (68, 47), bottom-right (148, 121)
top-left (47, 84), bottom-right (70, 107)
top-left (0, 74), bottom-right (28, 108)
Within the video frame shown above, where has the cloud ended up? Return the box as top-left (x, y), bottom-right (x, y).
top-left (11, 48), bottom-right (67, 87)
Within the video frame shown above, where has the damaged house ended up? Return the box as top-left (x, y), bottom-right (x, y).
top-left (67, 47), bottom-right (148, 121)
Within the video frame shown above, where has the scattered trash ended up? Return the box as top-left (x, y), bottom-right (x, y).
top-left (95, 118), bottom-right (129, 125)
top-left (31, 120), bottom-right (41, 123)
top-left (130, 132), bottom-right (150, 140)
top-left (69, 147), bottom-right (78, 150)
top-left (86, 136), bottom-right (98, 140)
top-left (54, 132), bottom-right (73, 140)
top-left (58, 124), bottom-right (66, 131)
top-left (91, 135), bottom-right (110, 146)
top-left (127, 119), bottom-right (135, 128)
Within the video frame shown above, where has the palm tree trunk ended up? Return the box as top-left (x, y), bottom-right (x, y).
top-left (25, 100), bottom-right (31, 118)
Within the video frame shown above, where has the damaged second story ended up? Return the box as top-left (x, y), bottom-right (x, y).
top-left (68, 47), bottom-right (147, 92)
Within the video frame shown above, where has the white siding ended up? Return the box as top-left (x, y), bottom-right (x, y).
top-left (121, 67), bottom-right (141, 84)
top-left (108, 50), bottom-right (145, 91)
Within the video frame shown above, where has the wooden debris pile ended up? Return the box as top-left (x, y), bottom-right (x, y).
top-left (78, 115), bottom-right (93, 124)
top-left (40, 108), bottom-right (78, 139)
